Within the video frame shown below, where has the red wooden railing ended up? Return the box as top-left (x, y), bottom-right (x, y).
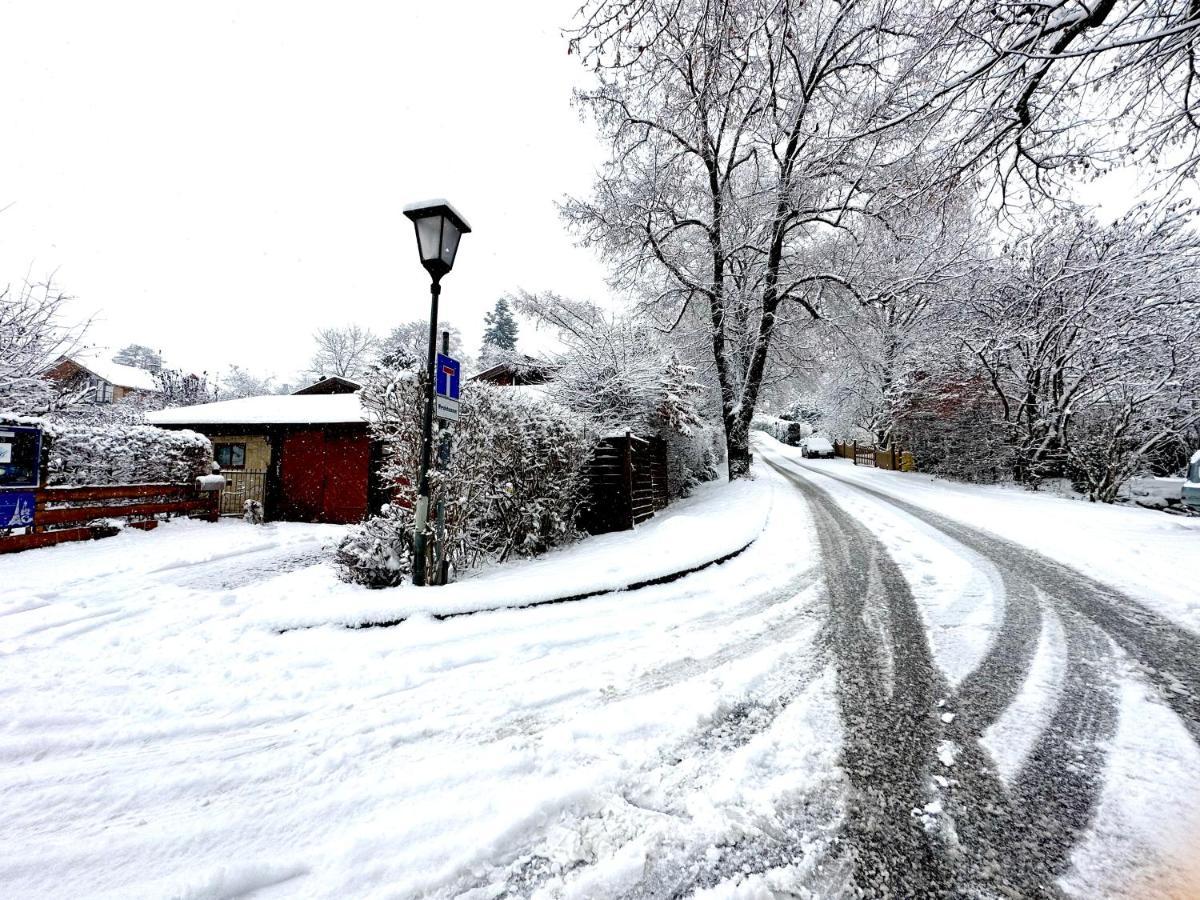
top-left (0, 482), bottom-right (219, 555)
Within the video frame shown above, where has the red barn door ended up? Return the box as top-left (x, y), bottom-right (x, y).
top-left (322, 430), bottom-right (370, 524)
top-left (278, 428), bottom-right (370, 524)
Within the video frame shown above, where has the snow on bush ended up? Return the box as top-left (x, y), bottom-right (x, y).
top-left (336, 503), bottom-right (415, 588)
top-left (512, 291), bottom-right (721, 498)
top-left (0, 413), bottom-right (213, 486)
top-left (336, 367), bottom-right (596, 588)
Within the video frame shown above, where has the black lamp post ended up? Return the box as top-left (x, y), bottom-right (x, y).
top-left (402, 199), bottom-right (471, 586)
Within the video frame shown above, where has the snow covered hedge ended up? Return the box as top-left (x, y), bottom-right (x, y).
top-left (336, 368), bottom-right (596, 588)
top-left (0, 414), bottom-right (213, 486)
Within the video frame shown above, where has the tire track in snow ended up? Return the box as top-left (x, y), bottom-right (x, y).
top-left (434, 574), bottom-right (834, 897)
top-left (772, 465), bottom-right (958, 897)
top-left (787, 457), bottom-right (1200, 742)
top-left (768, 454), bottom-right (1200, 896)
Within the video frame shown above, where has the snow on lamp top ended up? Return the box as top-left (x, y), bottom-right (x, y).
top-left (402, 200), bottom-right (472, 281)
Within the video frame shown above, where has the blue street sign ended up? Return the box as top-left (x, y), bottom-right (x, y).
top-left (0, 491), bottom-right (36, 528)
top-left (435, 353), bottom-right (461, 400)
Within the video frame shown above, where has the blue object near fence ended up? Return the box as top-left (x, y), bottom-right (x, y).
top-left (0, 491), bottom-right (36, 528)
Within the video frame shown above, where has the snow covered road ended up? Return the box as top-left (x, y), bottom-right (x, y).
top-left (4, 445), bottom-right (1200, 898)
top-left (757, 438), bottom-right (1200, 899)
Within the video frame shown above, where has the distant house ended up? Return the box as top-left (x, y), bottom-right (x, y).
top-left (146, 377), bottom-right (381, 524)
top-left (44, 351), bottom-right (161, 403)
top-left (291, 375), bottom-right (362, 395)
top-left (471, 355), bottom-right (557, 387)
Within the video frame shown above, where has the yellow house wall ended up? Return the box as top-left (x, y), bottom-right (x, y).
top-left (211, 435), bottom-right (272, 471)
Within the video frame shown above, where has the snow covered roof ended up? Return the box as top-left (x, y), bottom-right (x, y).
top-left (292, 375), bottom-right (362, 395)
top-left (61, 352), bottom-right (161, 392)
top-left (401, 198), bottom-right (472, 231)
top-left (146, 393), bottom-right (366, 426)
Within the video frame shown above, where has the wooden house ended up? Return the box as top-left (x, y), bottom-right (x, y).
top-left (146, 379), bottom-right (380, 524)
top-left (44, 351), bottom-right (162, 403)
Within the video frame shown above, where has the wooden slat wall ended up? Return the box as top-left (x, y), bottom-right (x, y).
top-left (582, 433), bottom-right (670, 535)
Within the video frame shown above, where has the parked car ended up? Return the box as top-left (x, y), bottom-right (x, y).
top-left (1184, 450), bottom-right (1200, 512)
top-left (802, 436), bottom-right (835, 459)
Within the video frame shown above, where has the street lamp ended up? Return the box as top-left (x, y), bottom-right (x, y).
top-left (403, 199), bottom-right (471, 586)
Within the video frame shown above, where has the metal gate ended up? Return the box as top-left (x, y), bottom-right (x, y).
top-left (219, 470), bottom-right (266, 516)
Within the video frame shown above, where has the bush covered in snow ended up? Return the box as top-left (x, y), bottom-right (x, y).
top-left (664, 423), bottom-right (723, 497)
top-left (336, 367), bottom-right (596, 587)
top-left (510, 291), bottom-right (721, 498)
top-left (335, 503), bottom-right (415, 588)
top-left (0, 413), bottom-right (213, 486)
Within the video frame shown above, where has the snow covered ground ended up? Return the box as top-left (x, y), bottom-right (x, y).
top-left (5, 445), bottom-right (1200, 898)
top-left (1, 474), bottom-right (840, 899)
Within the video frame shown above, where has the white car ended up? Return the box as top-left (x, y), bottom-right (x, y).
top-left (1184, 449), bottom-right (1200, 512)
top-left (802, 436), bottom-right (835, 459)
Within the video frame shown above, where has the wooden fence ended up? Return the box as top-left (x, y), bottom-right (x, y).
top-left (0, 482), bottom-right (219, 555)
top-left (833, 440), bottom-right (916, 473)
top-left (581, 432), bottom-right (670, 534)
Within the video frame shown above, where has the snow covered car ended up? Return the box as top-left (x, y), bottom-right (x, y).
top-left (1184, 450), bottom-right (1200, 512)
top-left (802, 436), bottom-right (835, 459)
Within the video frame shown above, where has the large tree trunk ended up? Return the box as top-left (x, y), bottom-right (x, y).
top-left (725, 414), bottom-right (752, 479)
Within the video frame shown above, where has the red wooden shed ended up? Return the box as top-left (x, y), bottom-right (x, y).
top-left (147, 382), bottom-right (380, 524)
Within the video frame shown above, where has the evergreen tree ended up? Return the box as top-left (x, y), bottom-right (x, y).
top-left (112, 344), bottom-right (163, 372)
top-left (480, 297), bottom-right (519, 361)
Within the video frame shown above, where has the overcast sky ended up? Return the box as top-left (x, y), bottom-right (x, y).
top-left (0, 1), bottom-right (611, 384)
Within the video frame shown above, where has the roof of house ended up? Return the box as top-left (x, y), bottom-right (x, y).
top-left (59, 351), bottom-right (161, 392)
top-left (291, 375), bottom-right (362, 395)
top-left (146, 392), bottom-right (367, 427)
top-left (472, 354), bottom-right (558, 385)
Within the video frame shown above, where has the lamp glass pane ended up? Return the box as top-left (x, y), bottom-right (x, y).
top-left (416, 216), bottom-right (443, 263)
top-left (440, 220), bottom-right (461, 268)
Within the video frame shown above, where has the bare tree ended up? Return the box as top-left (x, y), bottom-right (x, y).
top-left (0, 275), bottom-right (90, 415)
top-left (907, 0), bottom-right (1200, 196)
top-left (217, 365), bottom-right (285, 400)
top-left (380, 320), bottom-right (469, 371)
top-left (566, 0), bottom-right (956, 476)
top-left (305, 325), bottom-right (380, 382)
top-left (963, 203), bottom-right (1200, 499)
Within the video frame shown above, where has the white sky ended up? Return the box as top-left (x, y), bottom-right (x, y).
top-left (0, 1), bottom-right (611, 385)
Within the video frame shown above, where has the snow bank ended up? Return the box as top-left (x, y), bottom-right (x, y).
top-left (257, 475), bottom-right (771, 629)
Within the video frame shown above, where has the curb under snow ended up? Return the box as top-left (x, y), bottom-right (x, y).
top-left (267, 477), bottom-right (774, 632)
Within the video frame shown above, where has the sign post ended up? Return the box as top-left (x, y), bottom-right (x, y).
top-left (431, 337), bottom-right (461, 584)
top-left (0, 425), bottom-right (44, 530)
